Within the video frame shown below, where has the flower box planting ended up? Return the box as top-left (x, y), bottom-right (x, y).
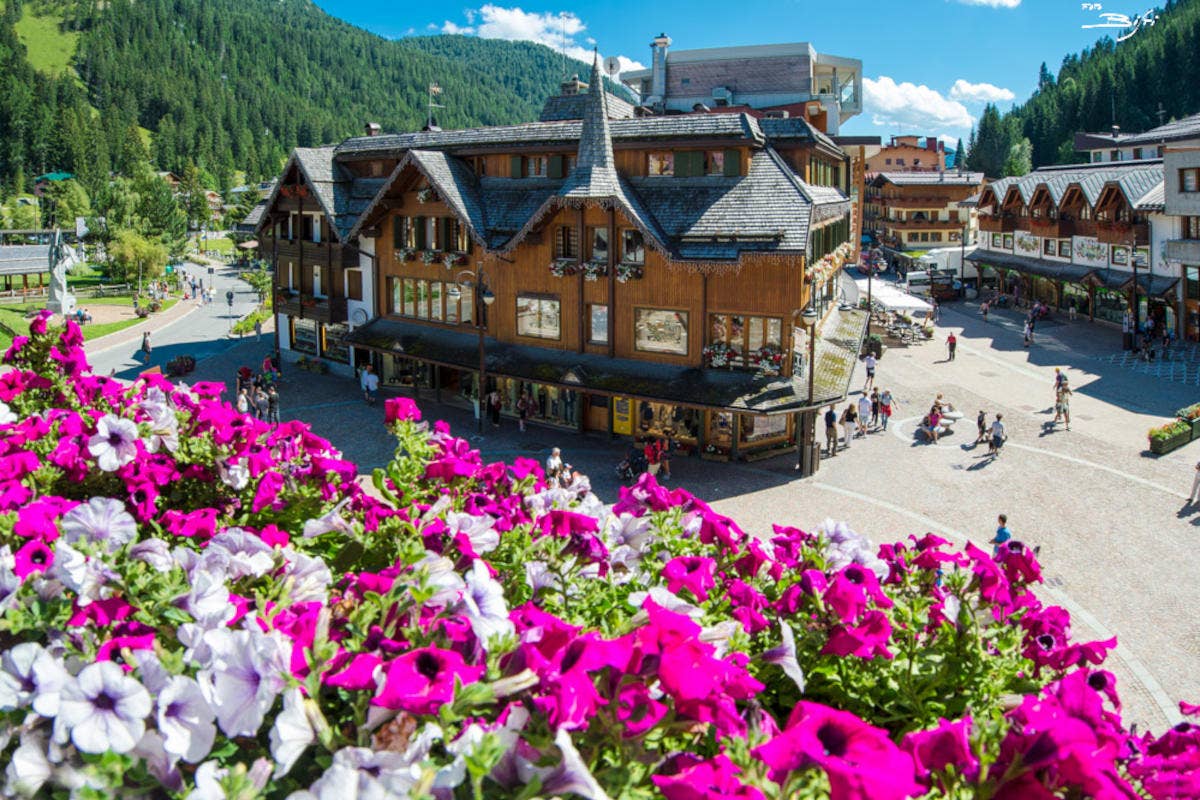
top-left (0, 311), bottom-right (1196, 799)
top-left (1149, 419), bottom-right (1192, 454)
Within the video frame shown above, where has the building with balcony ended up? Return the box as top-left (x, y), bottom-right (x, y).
top-left (251, 56), bottom-right (863, 464)
top-left (1160, 124), bottom-right (1200, 339)
top-left (865, 135), bottom-right (946, 173)
top-left (619, 36), bottom-right (862, 135)
top-left (967, 161), bottom-right (1183, 333)
top-left (1075, 114), bottom-right (1200, 164)
top-left (865, 171), bottom-right (983, 251)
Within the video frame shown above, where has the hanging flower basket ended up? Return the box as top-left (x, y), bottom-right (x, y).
top-left (748, 345), bottom-right (784, 375)
top-left (583, 261), bottom-right (608, 281)
top-left (615, 262), bottom-right (644, 283)
top-left (549, 258), bottom-right (580, 278)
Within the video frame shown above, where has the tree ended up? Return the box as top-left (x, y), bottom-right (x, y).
top-left (953, 138), bottom-right (966, 170)
top-left (2, 200), bottom-right (40, 230)
top-left (108, 229), bottom-right (168, 289)
top-left (178, 164), bottom-right (210, 231)
top-left (132, 171), bottom-right (187, 255)
top-left (967, 105), bottom-right (1015, 179)
top-left (46, 180), bottom-right (92, 229)
top-left (1003, 138), bottom-right (1033, 177)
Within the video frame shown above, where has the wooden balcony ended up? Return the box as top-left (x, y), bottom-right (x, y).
top-left (1096, 221), bottom-right (1150, 246)
top-left (265, 238), bottom-right (359, 267)
top-left (885, 217), bottom-right (960, 230)
top-left (274, 293), bottom-right (348, 324)
top-left (1029, 218), bottom-right (1065, 238)
top-left (978, 215), bottom-right (1019, 233)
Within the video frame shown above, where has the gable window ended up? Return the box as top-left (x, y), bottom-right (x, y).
top-left (555, 226), bottom-right (579, 259)
top-left (588, 227), bottom-right (609, 262)
top-left (622, 229), bottom-right (645, 264)
top-left (516, 294), bottom-right (561, 339)
top-left (1181, 168), bottom-right (1200, 194)
top-left (301, 215), bottom-right (315, 242)
top-left (312, 266), bottom-right (323, 298)
top-left (528, 156), bottom-right (548, 177)
top-left (1184, 216), bottom-right (1200, 239)
top-left (706, 151), bottom-right (725, 175)
top-left (347, 269), bottom-right (363, 301)
top-left (648, 152), bottom-right (674, 177)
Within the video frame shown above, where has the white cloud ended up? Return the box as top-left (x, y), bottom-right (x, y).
top-left (435, 5), bottom-right (645, 74)
top-left (954, 0), bottom-right (1020, 7)
top-left (863, 76), bottom-right (974, 131)
top-left (949, 79), bottom-right (1015, 103)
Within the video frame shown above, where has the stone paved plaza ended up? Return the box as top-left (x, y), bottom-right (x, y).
top-left (89, 273), bottom-right (1200, 732)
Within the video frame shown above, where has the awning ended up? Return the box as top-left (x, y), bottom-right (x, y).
top-left (965, 249), bottom-right (1098, 284)
top-left (853, 279), bottom-right (932, 314)
top-left (344, 309), bottom-right (868, 415)
top-left (1121, 272), bottom-right (1179, 297)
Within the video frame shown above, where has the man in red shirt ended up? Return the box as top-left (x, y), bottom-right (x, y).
top-left (947, 332), bottom-right (957, 361)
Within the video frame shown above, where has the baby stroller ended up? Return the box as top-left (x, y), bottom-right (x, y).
top-left (616, 448), bottom-right (648, 483)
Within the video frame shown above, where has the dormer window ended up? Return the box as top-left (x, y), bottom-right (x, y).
top-left (648, 152), bottom-right (674, 177)
top-left (529, 157), bottom-right (548, 177)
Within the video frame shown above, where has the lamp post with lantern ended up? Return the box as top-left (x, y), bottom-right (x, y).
top-left (449, 263), bottom-right (495, 433)
top-left (793, 289), bottom-right (821, 476)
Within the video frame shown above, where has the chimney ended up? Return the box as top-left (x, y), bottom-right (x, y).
top-left (365, 122), bottom-right (382, 137)
top-left (1111, 124), bottom-right (1121, 137)
top-left (647, 32), bottom-right (671, 111)
top-left (561, 74), bottom-right (587, 96)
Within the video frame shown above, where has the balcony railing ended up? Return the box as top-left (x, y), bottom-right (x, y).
top-left (978, 215), bottom-right (1019, 233)
top-left (274, 292), bottom-right (348, 324)
top-left (1096, 221), bottom-right (1150, 246)
top-left (1029, 218), bottom-right (1064, 237)
top-left (884, 217), bottom-right (960, 230)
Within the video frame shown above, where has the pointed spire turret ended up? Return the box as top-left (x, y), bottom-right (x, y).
top-left (561, 51), bottom-right (619, 197)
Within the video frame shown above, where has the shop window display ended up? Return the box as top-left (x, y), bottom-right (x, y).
top-left (739, 414), bottom-right (789, 445)
top-left (637, 401), bottom-right (700, 444)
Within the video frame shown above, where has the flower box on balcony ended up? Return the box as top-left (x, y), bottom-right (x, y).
top-left (549, 259), bottom-right (580, 278)
top-left (1149, 419), bottom-right (1191, 455)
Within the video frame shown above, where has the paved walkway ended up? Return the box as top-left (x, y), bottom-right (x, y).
top-left (176, 293), bottom-right (1198, 733)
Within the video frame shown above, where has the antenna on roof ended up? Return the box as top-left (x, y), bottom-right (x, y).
top-left (559, 12), bottom-right (568, 81)
top-left (426, 82), bottom-right (444, 131)
top-left (1157, 102), bottom-right (1167, 127)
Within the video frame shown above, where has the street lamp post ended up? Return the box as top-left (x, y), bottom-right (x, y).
top-left (1130, 234), bottom-right (1144, 337)
top-left (450, 263), bottom-right (495, 433)
top-left (794, 291), bottom-right (820, 476)
top-left (960, 222), bottom-right (967, 296)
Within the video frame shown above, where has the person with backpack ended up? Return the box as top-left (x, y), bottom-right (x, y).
top-left (840, 402), bottom-right (857, 450)
top-left (267, 386), bottom-right (280, 424)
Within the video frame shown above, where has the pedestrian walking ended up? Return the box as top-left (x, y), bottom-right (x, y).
top-left (840, 402), bottom-right (857, 449)
top-left (1053, 368), bottom-right (1065, 396)
top-left (517, 391), bottom-right (530, 432)
top-left (1054, 385), bottom-right (1072, 431)
top-left (870, 388), bottom-right (881, 428)
top-left (1022, 320), bottom-right (1032, 348)
top-left (254, 388), bottom-right (269, 420)
top-left (989, 413), bottom-right (1007, 456)
top-left (254, 319), bottom-right (263, 342)
top-left (879, 390), bottom-right (896, 431)
top-left (989, 514), bottom-right (1012, 556)
top-left (981, 301), bottom-right (989, 322)
top-left (863, 353), bottom-right (877, 391)
top-left (824, 405), bottom-right (839, 456)
top-left (236, 388), bottom-right (250, 416)
top-left (975, 409), bottom-right (988, 445)
top-left (946, 332), bottom-right (957, 361)
top-left (267, 386), bottom-right (280, 424)
top-left (1068, 300), bottom-right (1077, 322)
top-left (487, 390), bottom-right (502, 428)
top-left (1189, 462), bottom-right (1200, 505)
top-left (362, 365), bottom-right (379, 406)
top-left (140, 331), bottom-right (152, 363)
top-left (857, 394), bottom-right (872, 436)
top-left (546, 447), bottom-right (568, 486)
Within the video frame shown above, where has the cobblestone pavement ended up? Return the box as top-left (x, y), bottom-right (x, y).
top-left (182, 296), bottom-right (1199, 733)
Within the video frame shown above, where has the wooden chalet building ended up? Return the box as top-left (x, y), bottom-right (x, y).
top-left (865, 171), bottom-right (984, 252)
top-left (966, 161), bottom-right (1178, 332)
top-left (253, 57), bottom-right (865, 463)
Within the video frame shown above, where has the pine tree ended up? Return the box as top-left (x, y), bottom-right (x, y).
top-left (953, 138), bottom-right (966, 170)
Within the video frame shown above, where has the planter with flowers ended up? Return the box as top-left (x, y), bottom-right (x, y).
top-left (748, 344), bottom-right (784, 375)
top-left (616, 261), bottom-right (644, 283)
top-left (1177, 403), bottom-right (1200, 440)
top-left (1, 312), bottom-right (1197, 800)
top-left (421, 249), bottom-right (443, 265)
top-left (702, 340), bottom-right (739, 369)
top-left (549, 258), bottom-right (580, 278)
top-left (583, 261), bottom-right (608, 281)
top-left (443, 252), bottom-right (467, 270)
top-left (299, 293), bottom-right (317, 308)
top-left (701, 443), bottom-right (730, 461)
top-left (395, 248), bottom-right (417, 263)
top-left (1149, 418), bottom-right (1191, 455)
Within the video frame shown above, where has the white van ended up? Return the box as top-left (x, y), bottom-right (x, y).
top-left (905, 270), bottom-right (932, 297)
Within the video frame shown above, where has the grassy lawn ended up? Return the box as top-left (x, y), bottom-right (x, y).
top-left (80, 299), bottom-right (177, 341)
top-left (14, 9), bottom-right (79, 77)
top-left (197, 236), bottom-right (235, 255)
top-left (0, 299), bottom-right (178, 350)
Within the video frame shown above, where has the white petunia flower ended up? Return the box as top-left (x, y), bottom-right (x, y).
top-left (605, 513), bottom-right (655, 551)
top-left (87, 414), bottom-right (140, 471)
top-left (28, 647), bottom-right (69, 718)
top-left (269, 689), bottom-right (314, 778)
top-left (199, 627), bottom-right (289, 738)
top-left (444, 511), bottom-right (499, 554)
top-left (184, 569), bottom-right (236, 626)
top-left (4, 732), bottom-right (52, 797)
top-left (0, 401), bottom-right (17, 427)
top-left (301, 498), bottom-right (354, 539)
top-left (204, 528), bottom-right (276, 580)
top-left (142, 399), bottom-right (180, 454)
top-left (412, 553), bottom-right (465, 607)
top-left (460, 560), bottom-right (514, 643)
top-left (280, 549), bottom-right (333, 604)
top-left (306, 746), bottom-right (427, 797)
top-left (49, 540), bottom-right (112, 606)
top-left (0, 643), bottom-right (44, 711)
top-left (628, 586), bottom-right (703, 619)
top-left (158, 675), bottom-right (217, 763)
top-left (133, 730), bottom-right (184, 793)
top-left (761, 622), bottom-right (806, 693)
top-left (59, 497), bottom-right (138, 552)
top-left (532, 728), bottom-right (612, 800)
top-left (523, 560), bottom-right (560, 594)
top-left (217, 458), bottom-right (250, 491)
top-left (56, 661), bottom-right (152, 754)
top-left (129, 538), bottom-right (174, 572)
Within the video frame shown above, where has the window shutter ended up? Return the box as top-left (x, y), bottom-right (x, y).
top-left (724, 149), bottom-right (741, 177)
top-left (414, 216), bottom-right (427, 249)
top-left (510, 155), bottom-right (524, 178)
top-left (549, 155), bottom-right (565, 179)
top-left (440, 218), bottom-right (453, 250)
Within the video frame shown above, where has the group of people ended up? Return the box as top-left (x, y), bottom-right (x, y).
top-left (973, 411), bottom-right (1008, 455)
top-left (235, 361), bottom-right (282, 423)
top-left (917, 393), bottom-right (961, 444)
top-left (824, 388), bottom-right (898, 456)
top-left (545, 447), bottom-right (588, 488)
top-left (1051, 368), bottom-right (1072, 431)
top-left (70, 307), bottom-right (93, 325)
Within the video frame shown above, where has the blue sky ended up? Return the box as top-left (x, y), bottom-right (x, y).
top-left (315, 0), bottom-right (1157, 145)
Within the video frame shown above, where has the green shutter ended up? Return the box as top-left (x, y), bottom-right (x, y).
top-left (679, 151), bottom-right (699, 177)
top-left (441, 218), bottom-right (454, 250)
top-left (724, 149), bottom-right (741, 177)
top-left (414, 216), bottom-right (427, 249)
top-left (510, 155), bottom-right (523, 178)
top-left (549, 155), bottom-right (565, 179)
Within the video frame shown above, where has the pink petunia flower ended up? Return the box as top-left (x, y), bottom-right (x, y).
top-left (383, 397), bottom-right (422, 424)
top-left (371, 646), bottom-right (484, 715)
top-left (903, 716), bottom-right (979, 782)
top-left (661, 556), bottom-right (717, 602)
top-left (13, 539), bottom-right (54, 578)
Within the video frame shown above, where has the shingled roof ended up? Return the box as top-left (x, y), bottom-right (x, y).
top-left (980, 162), bottom-right (1163, 210)
top-left (0, 245), bottom-right (50, 276)
top-left (539, 91), bottom-right (635, 122)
